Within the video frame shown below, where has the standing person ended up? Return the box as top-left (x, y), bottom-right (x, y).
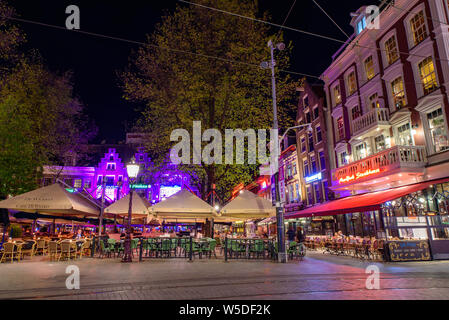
top-left (296, 227), bottom-right (305, 244)
top-left (286, 227), bottom-right (296, 244)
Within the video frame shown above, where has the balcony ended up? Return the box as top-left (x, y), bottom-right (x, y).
top-left (332, 145), bottom-right (427, 190)
top-left (351, 108), bottom-right (390, 138)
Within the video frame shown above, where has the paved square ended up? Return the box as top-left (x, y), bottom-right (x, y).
top-left (2, 252), bottom-right (449, 300)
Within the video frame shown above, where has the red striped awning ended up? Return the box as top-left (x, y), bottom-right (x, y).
top-left (286, 177), bottom-right (449, 219)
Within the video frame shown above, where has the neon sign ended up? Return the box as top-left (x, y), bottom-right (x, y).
top-left (305, 172), bottom-right (322, 184)
top-left (338, 169), bottom-right (381, 184)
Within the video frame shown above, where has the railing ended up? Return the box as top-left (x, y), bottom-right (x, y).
top-left (224, 238), bottom-right (276, 261)
top-left (334, 145), bottom-right (427, 185)
top-left (352, 108), bottom-right (390, 136)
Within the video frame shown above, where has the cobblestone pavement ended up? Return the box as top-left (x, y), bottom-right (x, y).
top-left (2, 252), bottom-right (449, 300)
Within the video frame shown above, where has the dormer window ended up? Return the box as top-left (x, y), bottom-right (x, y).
top-left (356, 16), bottom-right (367, 34)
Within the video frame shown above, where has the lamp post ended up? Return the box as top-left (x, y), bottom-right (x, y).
top-left (122, 157), bottom-right (140, 263)
top-left (261, 40), bottom-right (312, 263)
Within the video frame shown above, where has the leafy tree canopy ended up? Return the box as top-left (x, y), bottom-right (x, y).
top-left (121, 0), bottom-right (299, 201)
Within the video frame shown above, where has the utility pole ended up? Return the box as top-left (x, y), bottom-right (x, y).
top-left (262, 40), bottom-right (287, 263)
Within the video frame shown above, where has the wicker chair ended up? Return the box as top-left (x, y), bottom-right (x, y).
top-left (21, 241), bottom-right (36, 259)
top-left (0, 243), bottom-right (20, 263)
top-left (36, 239), bottom-right (48, 256)
top-left (59, 241), bottom-right (76, 261)
top-left (48, 241), bottom-right (60, 261)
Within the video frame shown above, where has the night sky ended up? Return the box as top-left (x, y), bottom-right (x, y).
top-left (12, 0), bottom-right (376, 143)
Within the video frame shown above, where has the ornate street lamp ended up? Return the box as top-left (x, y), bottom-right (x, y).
top-left (122, 157), bottom-right (140, 263)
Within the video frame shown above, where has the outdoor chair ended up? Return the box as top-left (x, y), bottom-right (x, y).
top-left (99, 239), bottom-right (111, 259)
top-left (59, 241), bottom-right (76, 261)
top-left (250, 240), bottom-right (264, 259)
top-left (207, 239), bottom-right (217, 258)
top-left (107, 239), bottom-right (117, 258)
top-left (158, 239), bottom-right (171, 258)
top-left (81, 239), bottom-right (91, 257)
top-left (287, 241), bottom-right (298, 260)
top-left (36, 239), bottom-right (48, 256)
top-left (131, 239), bottom-right (139, 257)
top-left (0, 243), bottom-right (20, 263)
top-left (229, 240), bottom-right (245, 259)
top-left (21, 241), bottom-right (36, 259)
top-left (48, 241), bottom-right (60, 261)
top-left (171, 238), bottom-right (179, 257)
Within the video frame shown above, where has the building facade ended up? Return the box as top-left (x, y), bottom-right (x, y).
top-left (318, 0), bottom-right (449, 242)
top-left (293, 80), bottom-right (335, 235)
top-left (42, 146), bottom-right (198, 205)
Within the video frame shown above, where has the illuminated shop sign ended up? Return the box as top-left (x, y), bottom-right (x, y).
top-left (305, 172), bottom-right (322, 184)
top-left (338, 168), bottom-right (381, 184)
top-left (131, 184), bottom-right (151, 189)
top-left (159, 185), bottom-right (182, 199)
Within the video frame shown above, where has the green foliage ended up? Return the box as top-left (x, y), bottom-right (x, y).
top-left (9, 224), bottom-right (22, 239)
top-left (121, 0), bottom-right (299, 201)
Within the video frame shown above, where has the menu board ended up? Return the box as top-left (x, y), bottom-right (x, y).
top-left (387, 241), bottom-right (431, 262)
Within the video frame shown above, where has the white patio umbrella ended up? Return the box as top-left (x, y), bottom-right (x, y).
top-left (150, 189), bottom-right (217, 222)
top-left (0, 184), bottom-right (100, 218)
top-left (218, 190), bottom-right (276, 221)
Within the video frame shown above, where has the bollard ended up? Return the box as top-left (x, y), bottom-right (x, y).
top-left (139, 239), bottom-right (144, 262)
top-left (224, 237), bottom-right (228, 262)
top-left (189, 236), bottom-right (193, 262)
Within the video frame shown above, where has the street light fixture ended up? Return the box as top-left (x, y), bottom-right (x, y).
top-left (122, 157), bottom-right (140, 263)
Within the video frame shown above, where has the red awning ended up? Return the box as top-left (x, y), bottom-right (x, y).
top-left (286, 177), bottom-right (449, 219)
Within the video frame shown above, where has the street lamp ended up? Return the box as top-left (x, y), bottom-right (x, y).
top-left (261, 39), bottom-right (291, 263)
top-left (122, 157), bottom-right (140, 263)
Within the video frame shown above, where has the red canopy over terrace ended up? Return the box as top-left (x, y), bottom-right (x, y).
top-left (286, 178), bottom-right (449, 219)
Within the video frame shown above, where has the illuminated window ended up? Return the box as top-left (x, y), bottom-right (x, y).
top-left (74, 179), bottom-right (82, 188)
top-left (355, 143), bottom-right (367, 160)
top-left (351, 105), bottom-right (362, 120)
top-left (375, 135), bottom-right (386, 152)
top-left (368, 93), bottom-right (380, 109)
top-left (107, 163), bottom-right (116, 171)
top-left (410, 11), bottom-right (428, 46)
top-left (397, 123), bottom-right (413, 146)
top-left (347, 71), bottom-right (357, 96)
top-left (385, 35), bottom-right (399, 65)
top-left (427, 108), bottom-right (449, 153)
top-left (419, 57), bottom-right (438, 95)
top-left (333, 84), bottom-right (342, 106)
top-left (391, 77), bottom-right (406, 109)
top-left (364, 56), bottom-right (375, 80)
top-left (337, 117), bottom-right (345, 141)
top-left (339, 152), bottom-right (348, 166)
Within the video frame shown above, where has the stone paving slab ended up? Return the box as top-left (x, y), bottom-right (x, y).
top-left (1, 252), bottom-right (449, 300)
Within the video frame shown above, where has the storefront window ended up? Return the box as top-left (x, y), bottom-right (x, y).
top-left (427, 108), bottom-right (449, 153)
